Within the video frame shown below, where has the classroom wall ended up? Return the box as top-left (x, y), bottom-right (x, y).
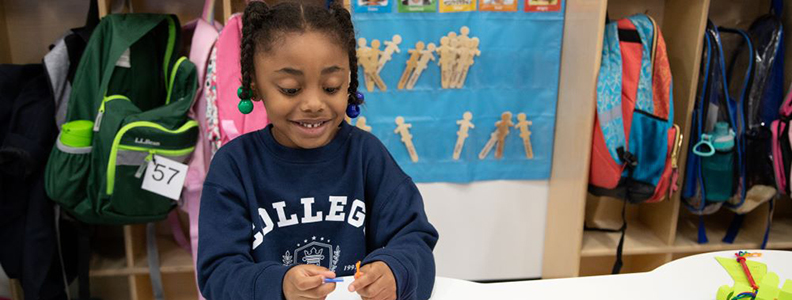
top-left (419, 181), bottom-right (548, 280)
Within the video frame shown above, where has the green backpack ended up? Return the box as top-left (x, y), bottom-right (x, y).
top-left (45, 14), bottom-right (198, 225)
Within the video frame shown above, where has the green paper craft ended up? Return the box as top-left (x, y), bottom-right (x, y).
top-left (780, 280), bottom-right (792, 300)
top-left (715, 255), bottom-right (792, 300)
top-left (715, 256), bottom-right (768, 286)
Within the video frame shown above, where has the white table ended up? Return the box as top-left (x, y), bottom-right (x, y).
top-left (328, 250), bottom-right (792, 300)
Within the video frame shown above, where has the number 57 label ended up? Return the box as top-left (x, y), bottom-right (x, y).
top-left (141, 155), bottom-right (188, 201)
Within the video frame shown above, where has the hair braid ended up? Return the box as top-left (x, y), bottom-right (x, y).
top-left (241, 1), bottom-right (269, 100)
top-left (328, 2), bottom-right (362, 105)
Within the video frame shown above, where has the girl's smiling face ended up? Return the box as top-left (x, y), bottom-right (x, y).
top-left (252, 30), bottom-right (350, 149)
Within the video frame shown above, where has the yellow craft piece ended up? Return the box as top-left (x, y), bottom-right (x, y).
top-left (756, 285), bottom-right (779, 300)
top-left (715, 256), bottom-right (768, 286)
top-left (717, 285), bottom-right (734, 300)
top-left (763, 272), bottom-right (781, 289)
top-left (779, 280), bottom-right (792, 300)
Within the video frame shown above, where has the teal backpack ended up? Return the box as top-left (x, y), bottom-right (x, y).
top-left (45, 14), bottom-right (198, 225)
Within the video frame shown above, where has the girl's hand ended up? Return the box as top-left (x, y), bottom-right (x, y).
top-left (348, 261), bottom-right (397, 300)
top-left (283, 264), bottom-right (337, 300)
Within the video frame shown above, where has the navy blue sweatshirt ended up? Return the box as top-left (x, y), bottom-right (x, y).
top-left (197, 122), bottom-right (438, 300)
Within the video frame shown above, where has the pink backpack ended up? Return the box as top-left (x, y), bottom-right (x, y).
top-left (211, 13), bottom-right (269, 149)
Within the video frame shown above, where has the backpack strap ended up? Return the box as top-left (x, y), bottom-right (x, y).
top-left (582, 200), bottom-right (627, 274)
top-left (53, 206), bottom-right (72, 300)
top-left (76, 223), bottom-right (94, 300)
top-left (626, 15), bottom-right (656, 116)
top-left (713, 26), bottom-right (747, 209)
top-left (771, 119), bottom-right (787, 194)
top-left (595, 21), bottom-right (628, 165)
top-left (760, 197), bottom-right (775, 249)
top-left (147, 222), bottom-right (165, 300)
top-left (682, 24), bottom-right (713, 209)
top-left (202, 0), bottom-right (217, 24)
top-left (718, 27), bottom-right (754, 210)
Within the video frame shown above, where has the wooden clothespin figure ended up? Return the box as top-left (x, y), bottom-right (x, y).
top-left (377, 34), bottom-right (402, 74)
top-left (453, 111), bottom-right (475, 160)
top-left (398, 41), bottom-right (425, 90)
top-left (394, 116), bottom-right (419, 162)
top-left (447, 31), bottom-right (459, 49)
top-left (436, 36), bottom-right (457, 89)
top-left (478, 112), bottom-right (513, 159)
top-left (451, 27), bottom-right (472, 88)
top-left (406, 43), bottom-right (436, 90)
top-left (479, 129), bottom-right (499, 160)
top-left (455, 37), bottom-right (480, 88)
top-left (515, 113), bottom-right (534, 159)
top-left (367, 40), bottom-right (387, 91)
top-left (356, 38), bottom-right (375, 92)
top-left (451, 39), bottom-right (469, 88)
top-left (356, 116), bottom-right (372, 132)
top-left (494, 112), bottom-right (514, 159)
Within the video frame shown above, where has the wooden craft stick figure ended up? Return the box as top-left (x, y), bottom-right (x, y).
top-left (479, 112), bottom-right (513, 159)
top-left (398, 42), bottom-right (425, 90)
top-left (377, 34), bottom-right (402, 74)
top-left (394, 116), bottom-right (419, 162)
top-left (366, 39), bottom-right (387, 91)
top-left (447, 31), bottom-right (459, 49)
top-left (459, 26), bottom-right (471, 41)
top-left (478, 131), bottom-right (498, 160)
top-left (453, 111), bottom-right (475, 160)
top-left (356, 38), bottom-right (375, 91)
top-left (494, 112), bottom-right (514, 159)
top-left (456, 37), bottom-right (480, 88)
top-left (515, 113), bottom-right (534, 159)
top-left (451, 38), bottom-right (470, 88)
top-left (356, 116), bottom-right (372, 132)
top-left (406, 43), bottom-right (436, 90)
top-left (436, 36), bottom-right (457, 89)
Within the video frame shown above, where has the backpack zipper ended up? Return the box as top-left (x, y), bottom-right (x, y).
top-left (135, 151), bottom-right (156, 178)
top-left (93, 95), bottom-right (131, 132)
top-left (166, 57), bottom-right (188, 105)
top-left (122, 146), bottom-right (195, 179)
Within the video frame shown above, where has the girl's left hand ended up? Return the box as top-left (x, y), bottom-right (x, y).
top-left (348, 261), bottom-right (397, 300)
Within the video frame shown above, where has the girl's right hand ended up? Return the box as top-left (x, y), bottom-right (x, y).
top-left (283, 264), bottom-right (337, 300)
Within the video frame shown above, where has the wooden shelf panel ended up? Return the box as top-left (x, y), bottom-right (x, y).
top-left (581, 221), bottom-right (669, 257)
top-left (90, 232), bottom-right (195, 277)
top-left (90, 230), bottom-right (131, 277)
top-left (673, 214), bottom-right (792, 253)
top-left (131, 235), bottom-right (195, 274)
top-left (579, 253), bottom-right (671, 276)
top-left (90, 254), bottom-right (132, 277)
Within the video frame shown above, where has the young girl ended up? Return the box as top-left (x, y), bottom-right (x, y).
top-left (197, 1), bottom-right (439, 300)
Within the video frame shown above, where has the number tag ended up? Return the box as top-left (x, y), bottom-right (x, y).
top-left (141, 155), bottom-right (188, 201)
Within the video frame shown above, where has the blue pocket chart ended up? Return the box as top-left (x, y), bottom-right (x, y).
top-left (351, 0), bottom-right (565, 183)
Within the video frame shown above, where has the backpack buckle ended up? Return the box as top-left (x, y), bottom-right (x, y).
top-left (617, 147), bottom-right (638, 169)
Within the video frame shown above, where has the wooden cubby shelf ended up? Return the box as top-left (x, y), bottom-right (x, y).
top-left (131, 236), bottom-right (195, 275)
top-left (581, 221), bottom-right (669, 257)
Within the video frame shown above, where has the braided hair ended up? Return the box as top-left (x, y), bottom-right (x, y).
top-left (240, 0), bottom-right (363, 106)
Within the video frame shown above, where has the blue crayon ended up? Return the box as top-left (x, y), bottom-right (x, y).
top-left (324, 278), bottom-right (344, 283)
